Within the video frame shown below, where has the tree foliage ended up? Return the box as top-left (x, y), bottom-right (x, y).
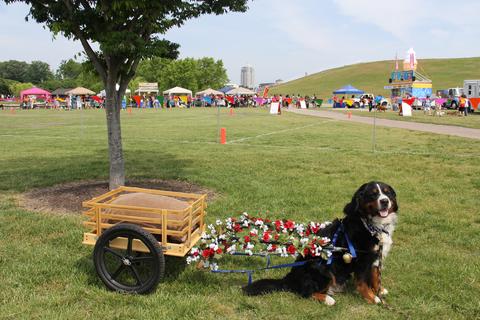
top-left (135, 57), bottom-right (228, 94)
top-left (56, 59), bottom-right (83, 80)
top-left (0, 60), bottom-right (53, 84)
top-left (0, 79), bottom-right (12, 96)
top-left (0, 60), bottom-right (30, 83)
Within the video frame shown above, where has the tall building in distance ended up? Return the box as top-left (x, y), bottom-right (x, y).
top-left (240, 65), bottom-right (255, 89)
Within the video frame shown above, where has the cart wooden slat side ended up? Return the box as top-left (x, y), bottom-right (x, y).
top-left (82, 186), bottom-right (207, 257)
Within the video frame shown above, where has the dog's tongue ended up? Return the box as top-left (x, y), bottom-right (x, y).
top-left (379, 209), bottom-right (389, 218)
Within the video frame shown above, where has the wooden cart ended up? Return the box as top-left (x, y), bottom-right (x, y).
top-left (82, 186), bottom-right (207, 294)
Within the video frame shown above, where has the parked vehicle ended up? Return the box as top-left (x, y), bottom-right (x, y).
top-left (464, 80), bottom-right (480, 112)
top-left (437, 87), bottom-right (464, 109)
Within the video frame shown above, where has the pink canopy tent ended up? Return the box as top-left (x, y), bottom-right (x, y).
top-left (20, 87), bottom-right (52, 100)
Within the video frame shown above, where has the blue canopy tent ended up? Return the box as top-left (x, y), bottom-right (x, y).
top-left (218, 86), bottom-right (235, 94)
top-left (332, 84), bottom-right (364, 95)
top-left (332, 84), bottom-right (364, 108)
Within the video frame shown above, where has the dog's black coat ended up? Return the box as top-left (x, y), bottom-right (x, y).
top-left (243, 181), bottom-right (398, 299)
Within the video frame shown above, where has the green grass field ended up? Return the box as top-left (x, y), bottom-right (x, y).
top-left (269, 57), bottom-right (480, 98)
top-left (1, 108), bottom-right (479, 319)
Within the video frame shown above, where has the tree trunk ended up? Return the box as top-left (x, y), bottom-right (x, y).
top-left (105, 80), bottom-right (125, 190)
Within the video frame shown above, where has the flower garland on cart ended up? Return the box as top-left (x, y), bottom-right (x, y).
top-left (187, 212), bottom-right (334, 271)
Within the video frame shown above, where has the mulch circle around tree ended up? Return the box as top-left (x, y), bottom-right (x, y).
top-left (19, 179), bottom-right (217, 215)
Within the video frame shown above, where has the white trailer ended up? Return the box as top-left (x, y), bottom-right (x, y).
top-left (464, 80), bottom-right (480, 111)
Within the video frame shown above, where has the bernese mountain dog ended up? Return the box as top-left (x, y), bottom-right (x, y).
top-left (243, 181), bottom-right (398, 306)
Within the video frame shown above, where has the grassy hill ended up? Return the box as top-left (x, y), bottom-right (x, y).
top-left (269, 57), bottom-right (480, 99)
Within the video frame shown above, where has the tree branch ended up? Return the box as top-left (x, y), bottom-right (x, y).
top-left (62, 0), bottom-right (107, 83)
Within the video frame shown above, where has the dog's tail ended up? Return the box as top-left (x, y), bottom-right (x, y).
top-left (242, 278), bottom-right (287, 296)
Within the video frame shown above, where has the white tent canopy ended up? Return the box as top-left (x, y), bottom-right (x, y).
top-left (66, 87), bottom-right (95, 95)
top-left (98, 84), bottom-right (131, 97)
top-left (163, 86), bottom-right (192, 96)
top-left (226, 87), bottom-right (256, 95)
top-left (195, 88), bottom-right (224, 96)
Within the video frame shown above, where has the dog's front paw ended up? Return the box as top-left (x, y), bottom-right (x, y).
top-left (324, 295), bottom-right (336, 306)
top-left (373, 296), bottom-right (382, 304)
top-left (380, 288), bottom-right (389, 296)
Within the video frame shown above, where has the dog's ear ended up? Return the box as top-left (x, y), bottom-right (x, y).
top-left (390, 186), bottom-right (399, 212)
top-left (343, 183), bottom-right (368, 216)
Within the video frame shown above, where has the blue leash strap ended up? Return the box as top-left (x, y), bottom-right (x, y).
top-left (327, 222), bottom-right (357, 265)
top-left (211, 260), bottom-right (310, 285)
top-left (211, 269), bottom-right (255, 285)
top-left (327, 224), bottom-right (342, 265)
top-left (344, 228), bottom-right (357, 258)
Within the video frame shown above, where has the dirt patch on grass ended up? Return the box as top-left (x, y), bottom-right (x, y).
top-left (19, 179), bottom-right (217, 215)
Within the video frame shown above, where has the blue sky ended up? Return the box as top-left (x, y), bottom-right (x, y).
top-left (1, 0), bottom-right (479, 84)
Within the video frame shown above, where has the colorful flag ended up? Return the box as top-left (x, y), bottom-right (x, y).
top-left (395, 53), bottom-right (398, 70)
top-left (262, 86), bottom-right (269, 98)
top-left (409, 53), bottom-right (415, 69)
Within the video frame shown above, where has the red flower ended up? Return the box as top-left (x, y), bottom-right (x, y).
top-left (287, 244), bottom-right (296, 255)
top-left (284, 220), bottom-right (295, 230)
top-left (303, 248), bottom-right (310, 256)
top-left (233, 224), bottom-right (242, 232)
top-left (202, 249), bottom-right (214, 258)
top-left (216, 248), bottom-right (223, 254)
top-left (262, 232), bottom-right (271, 242)
top-left (244, 235), bottom-right (251, 243)
top-left (274, 234), bottom-right (279, 240)
top-left (265, 219), bottom-right (271, 223)
top-left (305, 229), bottom-right (311, 236)
top-left (274, 220), bottom-right (282, 231)
top-left (269, 244), bottom-right (277, 252)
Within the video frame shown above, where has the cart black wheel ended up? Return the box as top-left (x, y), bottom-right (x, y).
top-left (93, 223), bottom-right (165, 294)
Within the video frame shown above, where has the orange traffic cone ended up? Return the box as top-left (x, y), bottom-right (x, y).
top-left (220, 127), bottom-right (226, 144)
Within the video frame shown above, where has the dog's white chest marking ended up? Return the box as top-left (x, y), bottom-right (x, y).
top-left (371, 213), bottom-right (397, 267)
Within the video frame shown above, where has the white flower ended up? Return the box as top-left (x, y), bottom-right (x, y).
top-left (246, 242), bottom-right (255, 250)
top-left (267, 244), bottom-right (273, 251)
top-left (227, 245), bottom-right (236, 253)
top-left (227, 244), bottom-right (236, 254)
top-left (250, 228), bottom-right (258, 235)
top-left (186, 256), bottom-right (193, 264)
top-left (300, 237), bottom-right (309, 245)
top-left (262, 225), bottom-right (269, 232)
top-left (210, 262), bottom-right (219, 271)
top-left (209, 243), bottom-right (218, 251)
top-left (296, 224), bottom-right (305, 234)
top-left (243, 220), bottom-right (249, 227)
top-left (245, 249), bottom-right (253, 256)
top-left (255, 220), bottom-right (264, 227)
top-left (218, 234), bottom-right (226, 241)
top-left (216, 219), bottom-right (222, 226)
